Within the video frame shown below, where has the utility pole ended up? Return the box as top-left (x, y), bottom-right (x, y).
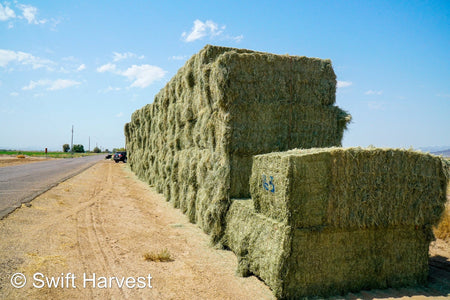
top-left (89, 136), bottom-right (90, 152)
top-left (71, 125), bottom-right (74, 157)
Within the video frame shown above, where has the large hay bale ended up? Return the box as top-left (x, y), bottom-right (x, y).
top-left (250, 147), bottom-right (447, 228)
top-left (225, 201), bottom-right (430, 299)
top-left (225, 147), bottom-right (448, 298)
top-left (225, 199), bottom-right (291, 296)
top-left (125, 45), bottom-right (350, 243)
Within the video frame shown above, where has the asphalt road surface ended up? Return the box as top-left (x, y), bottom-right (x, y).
top-left (0, 155), bottom-right (104, 219)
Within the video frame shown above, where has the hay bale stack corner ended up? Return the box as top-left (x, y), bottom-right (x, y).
top-left (225, 147), bottom-right (447, 298)
top-left (125, 45), bottom-right (350, 244)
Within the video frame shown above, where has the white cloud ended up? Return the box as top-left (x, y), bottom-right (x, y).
top-left (122, 64), bottom-right (166, 88)
top-left (22, 79), bottom-right (50, 90)
top-left (116, 112), bottom-right (123, 117)
top-left (365, 90), bottom-right (383, 95)
top-left (77, 64), bottom-right (86, 71)
top-left (62, 56), bottom-right (76, 61)
top-left (22, 79), bottom-right (80, 91)
top-left (99, 86), bottom-right (121, 93)
top-left (18, 4), bottom-right (47, 24)
top-left (230, 34), bottom-right (244, 43)
top-left (48, 79), bottom-right (80, 90)
top-left (10, 92), bottom-right (19, 96)
top-left (182, 19), bottom-right (233, 42)
top-left (169, 55), bottom-right (187, 61)
top-left (113, 52), bottom-right (143, 62)
top-left (337, 81), bottom-right (352, 88)
top-left (0, 3), bottom-right (16, 21)
top-left (0, 49), bottom-right (54, 70)
top-left (97, 60), bottom-right (166, 88)
top-left (97, 63), bottom-right (116, 73)
top-left (1, 3), bottom-right (57, 28)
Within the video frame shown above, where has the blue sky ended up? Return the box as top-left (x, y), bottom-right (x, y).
top-left (1, 0), bottom-right (449, 151)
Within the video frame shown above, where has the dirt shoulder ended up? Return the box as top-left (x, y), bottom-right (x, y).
top-left (0, 160), bottom-right (274, 299)
top-left (0, 160), bottom-right (448, 299)
top-left (0, 155), bottom-right (57, 167)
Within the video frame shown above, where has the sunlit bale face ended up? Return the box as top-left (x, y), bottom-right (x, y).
top-left (124, 45), bottom-right (350, 244)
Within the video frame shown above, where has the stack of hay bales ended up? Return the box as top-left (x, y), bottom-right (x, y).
top-left (225, 147), bottom-right (448, 298)
top-left (125, 45), bottom-right (350, 243)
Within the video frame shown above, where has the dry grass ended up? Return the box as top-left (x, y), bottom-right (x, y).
top-left (433, 184), bottom-right (450, 240)
top-left (143, 248), bottom-right (173, 262)
top-left (434, 207), bottom-right (450, 240)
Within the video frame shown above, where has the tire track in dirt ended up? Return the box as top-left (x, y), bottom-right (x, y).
top-left (74, 162), bottom-right (130, 299)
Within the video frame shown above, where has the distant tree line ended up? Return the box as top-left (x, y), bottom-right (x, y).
top-left (92, 146), bottom-right (101, 153)
top-left (62, 144), bottom-right (114, 153)
top-left (62, 144), bottom-right (85, 153)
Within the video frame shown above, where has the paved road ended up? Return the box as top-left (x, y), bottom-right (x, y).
top-left (0, 155), bottom-right (104, 219)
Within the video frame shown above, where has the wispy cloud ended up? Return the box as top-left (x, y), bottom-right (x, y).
top-left (169, 55), bottom-right (188, 61)
top-left (97, 61), bottom-right (166, 88)
top-left (228, 34), bottom-right (244, 43)
top-left (22, 79), bottom-right (51, 90)
top-left (116, 112), bottom-right (123, 118)
top-left (17, 4), bottom-right (47, 24)
top-left (76, 64), bottom-right (86, 71)
top-left (181, 19), bottom-right (242, 43)
top-left (337, 81), bottom-right (352, 88)
top-left (10, 92), bottom-right (19, 97)
top-left (97, 63), bottom-right (116, 73)
top-left (122, 64), bottom-right (166, 88)
top-left (365, 90), bottom-right (383, 95)
top-left (113, 52), bottom-right (144, 62)
top-left (0, 2), bottom-right (59, 28)
top-left (22, 79), bottom-right (81, 91)
top-left (0, 3), bottom-right (16, 21)
top-left (99, 86), bottom-right (121, 93)
top-left (0, 49), bottom-right (55, 70)
top-left (48, 79), bottom-right (81, 90)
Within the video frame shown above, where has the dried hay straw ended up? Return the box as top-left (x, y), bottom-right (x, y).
top-left (125, 45), bottom-right (350, 244)
top-left (250, 147), bottom-right (447, 229)
top-left (225, 147), bottom-right (447, 298)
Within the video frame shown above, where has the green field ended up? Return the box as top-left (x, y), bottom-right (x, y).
top-left (0, 150), bottom-right (102, 158)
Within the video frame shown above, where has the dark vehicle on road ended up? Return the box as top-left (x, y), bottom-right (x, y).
top-left (105, 154), bottom-right (112, 159)
top-left (113, 151), bottom-right (127, 163)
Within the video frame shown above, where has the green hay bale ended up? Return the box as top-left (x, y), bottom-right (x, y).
top-left (284, 226), bottom-right (430, 298)
top-left (225, 199), bottom-right (291, 296)
top-left (250, 147), bottom-right (448, 229)
top-left (124, 45), bottom-right (350, 243)
top-left (229, 147), bottom-right (447, 298)
top-left (225, 200), bottom-right (431, 298)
